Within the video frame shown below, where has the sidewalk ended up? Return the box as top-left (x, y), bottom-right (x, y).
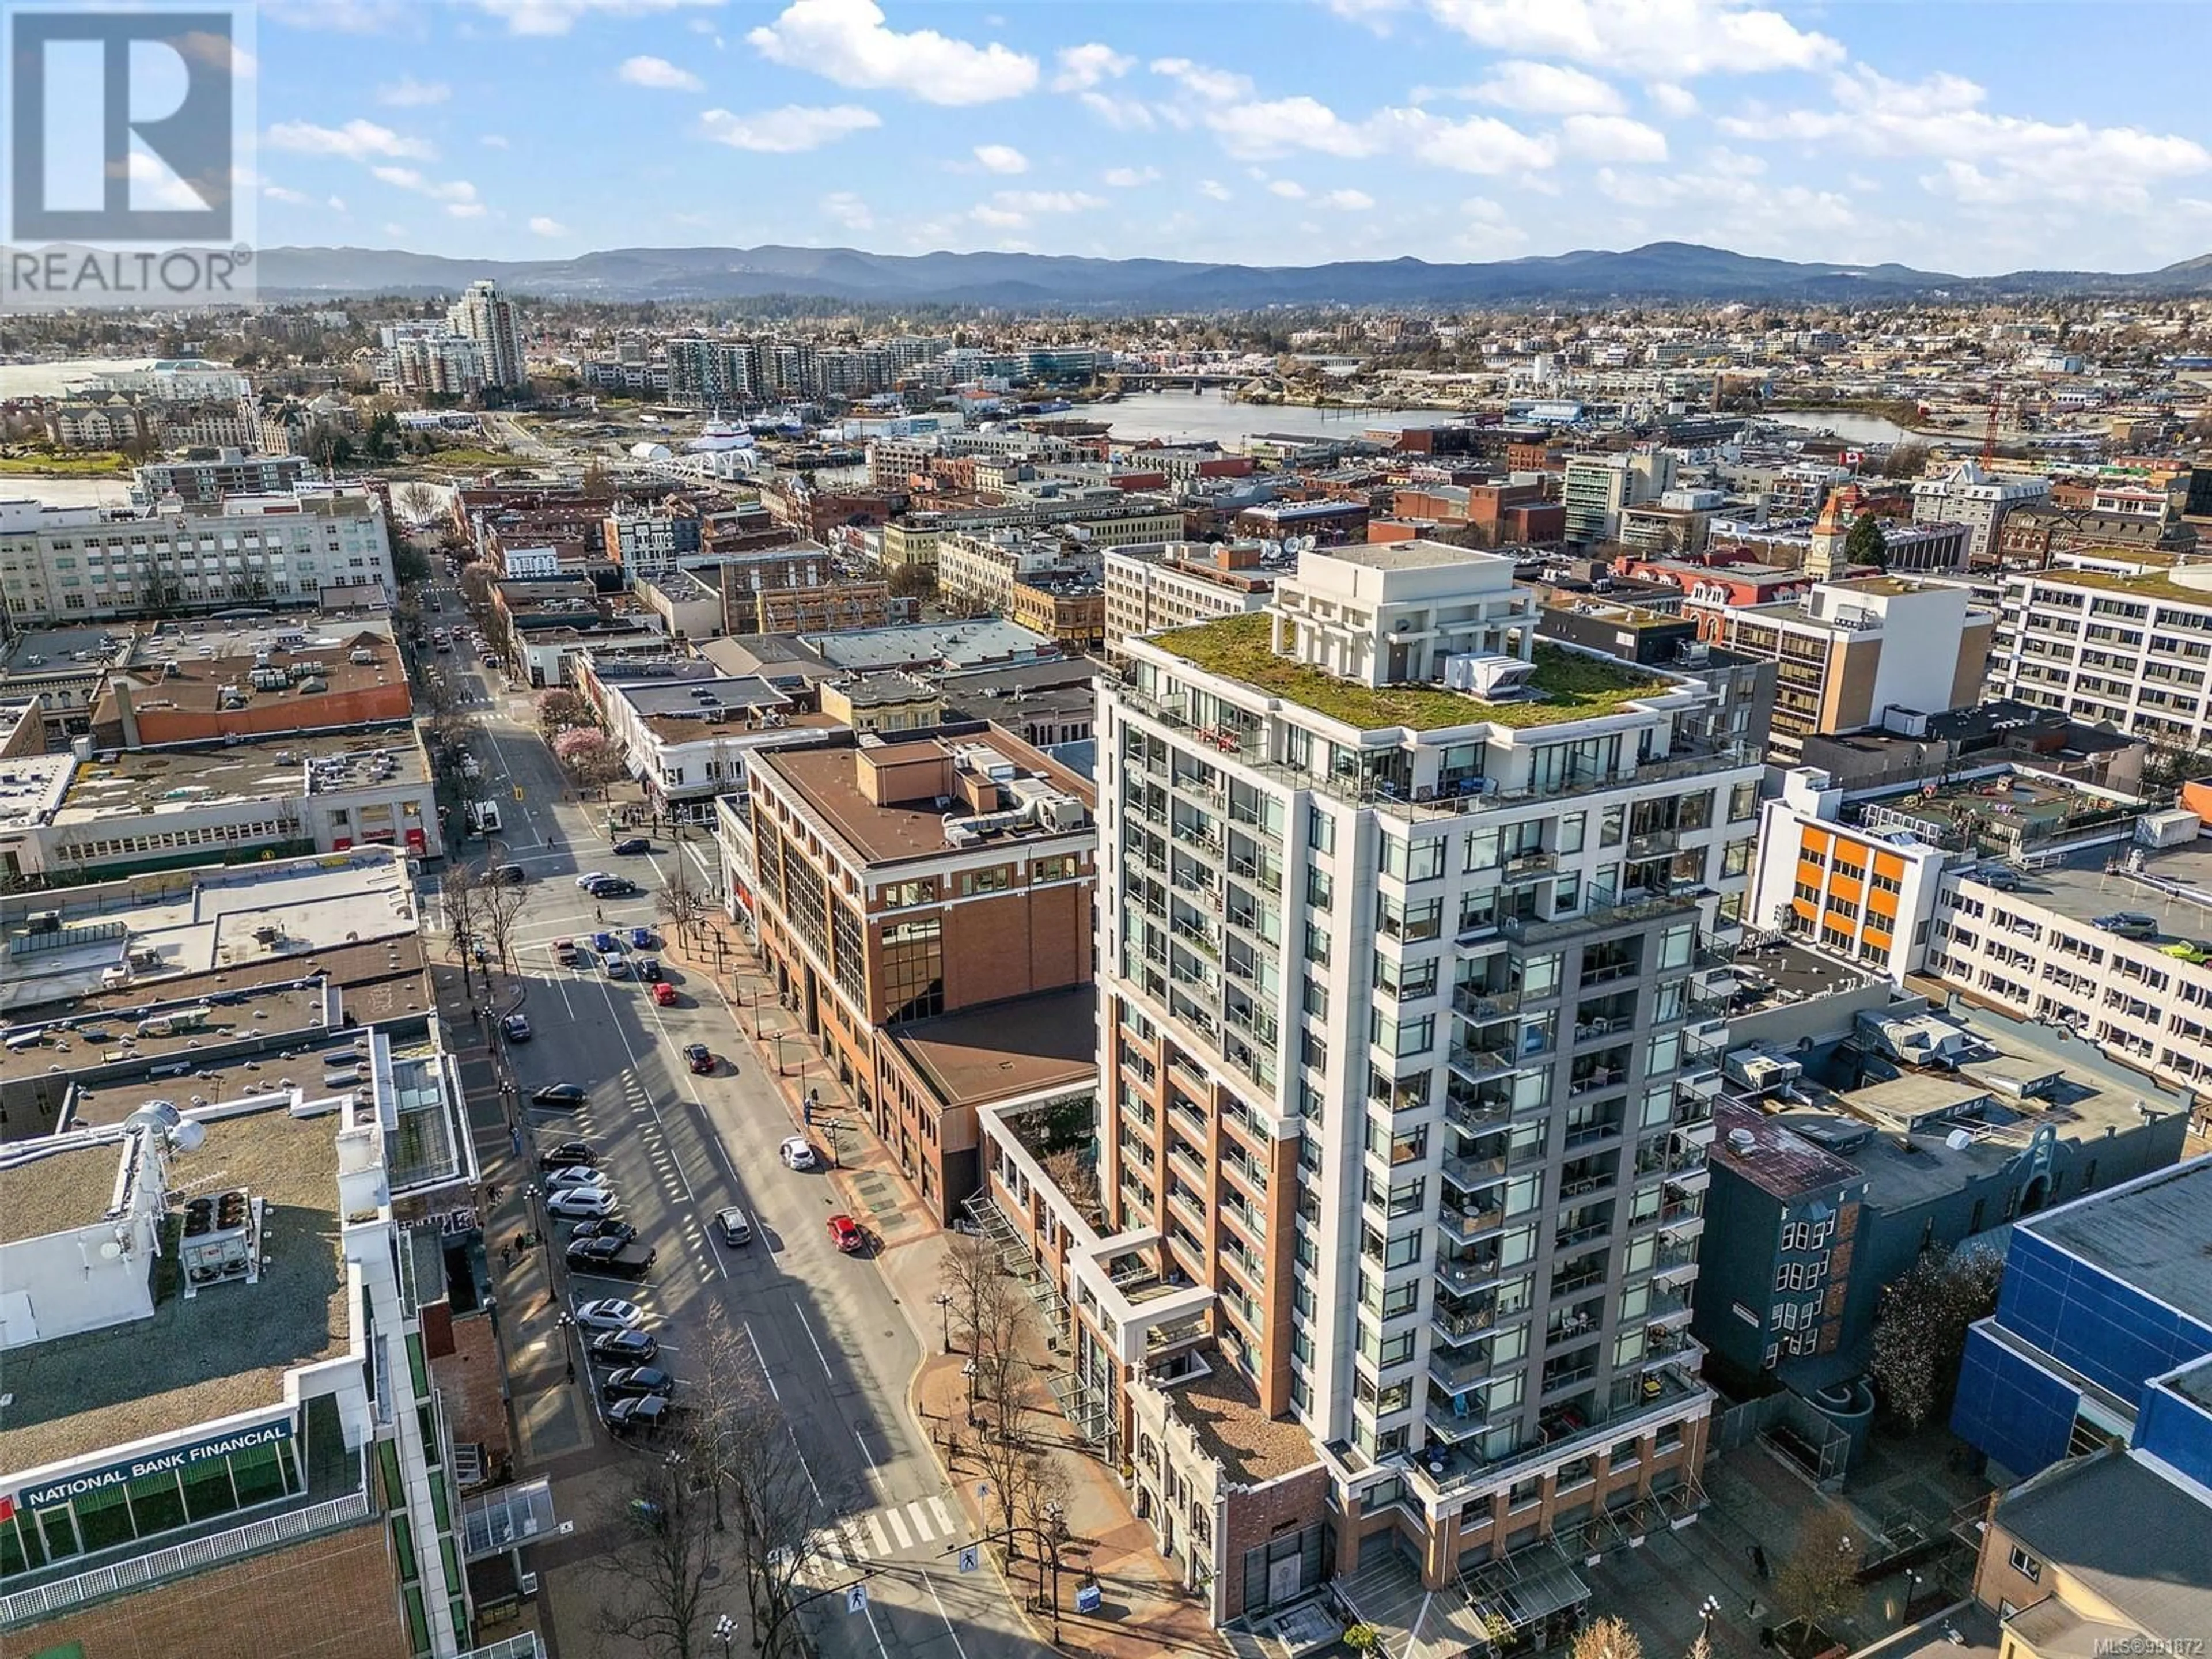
top-left (666, 923), bottom-right (1232, 1659)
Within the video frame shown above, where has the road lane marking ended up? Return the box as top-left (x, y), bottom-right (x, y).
top-left (793, 1302), bottom-right (835, 1377)
top-left (787, 1425), bottom-right (823, 1503)
top-left (882, 1506), bottom-right (911, 1549)
top-left (925, 1577), bottom-right (972, 1659)
top-left (928, 1495), bottom-right (954, 1535)
top-left (865, 1513), bottom-right (891, 1555)
top-left (906, 1500), bottom-right (934, 1541)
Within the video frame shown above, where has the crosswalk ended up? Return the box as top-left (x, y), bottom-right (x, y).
top-left (801, 1495), bottom-right (963, 1578)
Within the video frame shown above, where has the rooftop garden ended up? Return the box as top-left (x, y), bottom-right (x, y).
top-left (2036, 564), bottom-right (2212, 605)
top-left (1150, 612), bottom-right (1671, 732)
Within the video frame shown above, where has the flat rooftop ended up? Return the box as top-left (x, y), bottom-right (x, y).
top-left (1149, 613), bottom-right (1674, 733)
top-left (885, 987), bottom-right (1097, 1108)
top-left (1995, 1449), bottom-right (2212, 1642)
top-left (1, 626), bottom-right (132, 679)
top-left (806, 617), bottom-right (1056, 673)
top-left (756, 733), bottom-right (1093, 868)
top-left (2025, 1154), bottom-right (2212, 1325)
top-left (0, 1101), bottom-right (350, 1475)
top-left (1965, 837), bottom-right (2212, 947)
top-left (0, 754), bottom-right (76, 833)
top-left (1321, 540), bottom-right (1497, 571)
top-left (55, 730), bottom-right (427, 821)
top-left (1160, 1361), bottom-right (1320, 1487)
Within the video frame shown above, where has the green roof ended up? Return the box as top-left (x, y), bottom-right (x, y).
top-left (1149, 612), bottom-right (1671, 732)
top-left (2034, 565), bottom-right (2212, 605)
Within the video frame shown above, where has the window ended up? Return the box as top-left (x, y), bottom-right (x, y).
top-left (2007, 1546), bottom-right (2041, 1584)
top-left (1307, 804), bottom-right (1335, 854)
top-left (1032, 854), bottom-right (1080, 882)
top-left (881, 916), bottom-right (944, 1022)
top-left (959, 865), bottom-right (1013, 896)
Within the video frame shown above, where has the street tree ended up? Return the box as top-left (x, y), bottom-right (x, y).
top-left (536, 687), bottom-right (594, 738)
top-left (1868, 1243), bottom-right (2003, 1429)
top-left (1774, 1508), bottom-right (1864, 1641)
top-left (1570, 1618), bottom-right (1645, 1659)
top-left (440, 861), bottom-right (483, 998)
top-left (394, 481), bottom-right (441, 525)
top-left (938, 1232), bottom-right (999, 1370)
top-left (657, 856), bottom-right (705, 944)
top-left (458, 562), bottom-right (496, 618)
top-left (1009, 1442), bottom-right (1074, 1611)
top-left (965, 1274), bottom-right (1036, 1535)
top-left (594, 1448), bottom-right (724, 1659)
top-left (554, 728), bottom-right (630, 796)
top-left (1844, 513), bottom-right (1888, 570)
top-left (1880, 441), bottom-right (1931, 480)
top-left (474, 855), bottom-right (532, 977)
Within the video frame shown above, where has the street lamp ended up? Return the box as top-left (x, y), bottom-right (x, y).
top-left (714, 1613), bottom-right (736, 1658)
top-left (1043, 1501), bottom-right (1067, 1642)
top-left (555, 1311), bottom-right (578, 1382)
top-left (1699, 1594), bottom-right (1721, 1645)
top-left (933, 1290), bottom-right (955, 1354)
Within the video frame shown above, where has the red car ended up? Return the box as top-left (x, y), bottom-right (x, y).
top-left (827, 1214), bottom-right (865, 1254)
top-left (652, 981), bottom-right (679, 1006)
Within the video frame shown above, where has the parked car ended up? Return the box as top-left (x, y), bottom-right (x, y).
top-left (714, 1206), bottom-right (753, 1246)
top-left (532, 1082), bottom-right (589, 1107)
top-left (628, 927), bottom-right (657, 950)
top-left (601, 1366), bottom-right (675, 1400)
top-left (588, 877), bottom-right (641, 899)
top-left (567, 1236), bottom-right (656, 1278)
top-left (501, 1013), bottom-right (531, 1043)
top-left (652, 981), bottom-right (679, 1007)
top-left (604, 955), bottom-right (632, 979)
top-left (827, 1214), bottom-right (866, 1254)
top-left (589, 931), bottom-right (620, 953)
top-left (591, 1327), bottom-right (658, 1364)
top-left (612, 836), bottom-right (650, 856)
top-left (543, 1165), bottom-right (611, 1192)
top-left (552, 937), bottom-right (580, 967)
top-left (569, 1219), bottom-right (637, 1244)
top-left (607, 1395), bottom-right (673, 1434)
top-left (634, 958), bottom-right (661, 982)
top-left (575, 872), bottom-right (613, 890)
top-left (539, 1140), bottom-right (599, 1170)
top-left (572, 1297), bottom-right (644, 1332)
top-left (684, 1043), bottom-right (715, 1075)
top-left (544, 1188), bottom-right (616, 1220)
top-left (2095, 912), bottom-right (2159, 939)
top-left (779, 1137), bottom-right (817, 1171)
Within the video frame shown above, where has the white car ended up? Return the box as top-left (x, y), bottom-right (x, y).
top-left (575, 871), bottom-right (612, 889)
top-left (779, 1137), bottom-right (817, 1171)
top-left (544, 1187), bottom-right (617, 1220)
top-left (543, 1166), bottom-right (610, 1192)
top-left (573, 1298), bottom-right (645, 1332)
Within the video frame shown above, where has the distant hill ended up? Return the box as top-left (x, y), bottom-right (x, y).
top-left (252, 238), bottom-right (2212, 307)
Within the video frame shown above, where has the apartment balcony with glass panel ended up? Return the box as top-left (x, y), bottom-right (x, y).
top-left (1440, 1192), bottom-right (1507, 1244)
top-left (1433, 1293), bottom-right (1499, 1344)
top-left (1658, 1194), bottom-right (1705, 1241)
top-left (1662, 1143), bottom-right (1710, 1196)
top-left (1435, 1240), bottom-right (1506, 1295)
top-left (1426, 1382), bottom-right (1494, 1443)
top-left (1431, 1344), bottom-right (1497, 1392)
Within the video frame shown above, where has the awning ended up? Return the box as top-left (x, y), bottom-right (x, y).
top-left (460, 1476), bottom-right (559, 1560)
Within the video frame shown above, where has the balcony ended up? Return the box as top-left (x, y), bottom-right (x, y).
top-left (1553, 1217), bottom-right (1612, 1252)
top-left (1540, 1359), bottom-right (1597, 1399)
top-left (1431, 1347), bottom-right (1495, 1391)
top-left (1650, 1244), bottom-right (1699, 1286)
top-left (1448, 1042), bottom-right (1516, 1082)
top-left (1578, 957), bottom-right (1641, 988)
top-left (1658, 1199), bottom-right (1705, 1240)
top-left (1664, 1159), bottom-right (1710, 1196)
top-left (1442, 1152), bottom-right (1508, 1191)
top-left (1170, 920), bottom-right (1219, 960)
top-left (1550, 1263), bottom-right (1607, 1300)
top-left (1433, 1300), bottom-right (1497, 1343)
top-left (1440, 1201), bottom-right (1506, 1243)
top-left (1426, 1392), bottom-right (1490, 1444)
top-left (1502, 850), bottom-right (1559, 885)
top-left (1647, 1286), bottom-right (1695, 1329)
top-left (1445, 1092), bottom-right (1511, 1134)
top-left (1626, 825), bottom-right (1680, 858)
top-left (1437, 1249), bottom-right (1506, 1294)
top-left (1454, 984), bottom-right (1522, 1022)
top-left (1563, 1113), bottom-right (1624, 1148)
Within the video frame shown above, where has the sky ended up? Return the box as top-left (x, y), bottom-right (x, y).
top-left (244, 0), bottom-right (2212, 277)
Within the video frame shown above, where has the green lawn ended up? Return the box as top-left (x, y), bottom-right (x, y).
top-left (1150, 612), bottom-right (1671, 732)
top-left (0, 451), bottom-right (133, 476)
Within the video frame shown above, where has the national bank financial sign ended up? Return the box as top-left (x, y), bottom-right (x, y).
top-left (4, 1417), bottom-right (294, 1518)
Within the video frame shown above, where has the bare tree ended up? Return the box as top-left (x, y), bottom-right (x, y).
top-left (657, 856), bottom-right (704, 944)
top-left (1009, 1442), bottom-right (1074, 1612)
top-left (1571, 1619), bottom-right (1645, 1659)
top-left (440, 861), bottom-right (483, 998)
top-left (965, 1274), bottom-right (1036, 1536)
top-left (1868, 1243), bottom-right (2003, 1430)
top-left (1774, 1508), bottom-right (1865, 1641)
top-left (1040, 1148), bottom-right (1102, 1228)
top-left (938, 1233), bottom-right (999, 1373)
top-left (594, 1449), bottom-right (724, 1659)
top-left (474, 855), bottom-right (532, 977)
top-left (394, 481), bottom-right (441, 525)
top-left (459, 562), bottom-right (496, 619)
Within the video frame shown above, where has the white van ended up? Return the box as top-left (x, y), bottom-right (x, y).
top-left (467, 799), bottom-right (503, 836)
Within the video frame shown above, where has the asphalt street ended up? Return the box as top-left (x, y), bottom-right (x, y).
top-left (422, 590), bottom-right (1041, 1659)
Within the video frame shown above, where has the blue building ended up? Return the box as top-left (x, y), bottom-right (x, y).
top-left (1952, 1154), bottom-right (2212, 1484)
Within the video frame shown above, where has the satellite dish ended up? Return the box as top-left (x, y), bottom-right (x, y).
top-left (172, 1119), bottom-right (207, 1152)
top-left (99, 1240), bottom-right (124, 1260)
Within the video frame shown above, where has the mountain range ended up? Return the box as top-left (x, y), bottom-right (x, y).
top-left (253, 240), bottom-right (2212, 309)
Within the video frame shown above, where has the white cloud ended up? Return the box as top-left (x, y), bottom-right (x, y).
top-left (382, 221), bottom-right (408, 237)
top-left (1647, 82), bottom-right (1699, 118)
top-left (991, 189), bottom-right (1105, 213)
top-left (1469, 60), bottom-right (1622, 116)
top-left (748, 0), bottom-right (1037, 105)
top-left (446, 202), bottom-right (486, 218)
top-left (327, 195), bottom-right (347, 212)
top-left (1595, 161), bottom-right (1859, 236)
top-left (376, 75), bottom-right (449, 107)
top-left (619, 55), bottom-right (704, 91)
top-left (1324, 0), bottom-right (1410, 31)
top-left (1268, 179), bottom-right (1308, 199)
top-left (1052, 43), bottom-right (1132, 92)
top-left (1321, 188), bottom-right (1376, 210)
top-left (970, 204), bottom-right (1027, 228)
top-left (696, 104), bottom-right (881, 151)
top-left (482, 134), bottom-right (510, 149)
top-left (1150, 58), bottom-right (1255, 102)
top-left (263, 183), bottom-right (313, 204)
top-left (119, 150), bottom-right (213, 213)
top-left (1198, 179), bottom-right (1232, 200)
top-left (1077, 91), bottom-right (1156, 131)
top-left (471, 0), bottom-right (724, 37)
top-left (821, 191), bottom-right (874, 229)
top-left (262, 0), bottom-right (412, 33)
top-left (266, 118), bottom-right (433, 161)
top-left (1562, 113), bottom-right (1669, 162)
top-left (1426, 0), bottom-right (1843, 79)
top-left (529, 215), bottom-right (569, 236)
top-left (1103, 166), bottom-right (1160, 188)
top-left (371, 166), bottom-right (481, 206)
top-left (973, 143), bottom-right (1029, 175)
top-left (1193, 92), bottom-right (1559, 177)
top-left (1722, 66), bottom-right (2212, 209)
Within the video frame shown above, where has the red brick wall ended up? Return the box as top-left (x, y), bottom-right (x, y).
top-left (1218, 1467), bottom-right (1331, 1622)
top-left (18, 1521), bottom-right (410, 1659)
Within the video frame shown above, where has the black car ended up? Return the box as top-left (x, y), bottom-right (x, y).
top-left (612, 836), bottom-right (650, 855)
top-left (569, 1219), bottom-right (637, 1244)
top-left (607, 1395), bottom-right (672, 1434)
top-left (539, 1141), bottom-right (599, 1169)
top-left (590, 1328), bottom-right (658, 1365)
top-left (601, 1366), bottom-right (675, 1400)
top-left (566, 1236), bottom-right (656, 1277)
top-left (532, 1082), bottom-right (589, 1107)
top-left (684, 1043), bottom-right (715, 1075)
top-left (587, 876), bottom-right (639, 898)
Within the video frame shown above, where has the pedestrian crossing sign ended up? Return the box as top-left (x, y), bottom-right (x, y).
top-left (957, 1546), bottom-right (980, 1574)
top-left (845, 1584), bottom-right (869, 1615)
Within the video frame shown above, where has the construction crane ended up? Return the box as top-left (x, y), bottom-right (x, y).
top-left (1982, 389), bottom-right (2001, 465)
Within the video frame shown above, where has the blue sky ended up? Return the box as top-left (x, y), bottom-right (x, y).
top-left (249, 0), bottom-right (2212, 276)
